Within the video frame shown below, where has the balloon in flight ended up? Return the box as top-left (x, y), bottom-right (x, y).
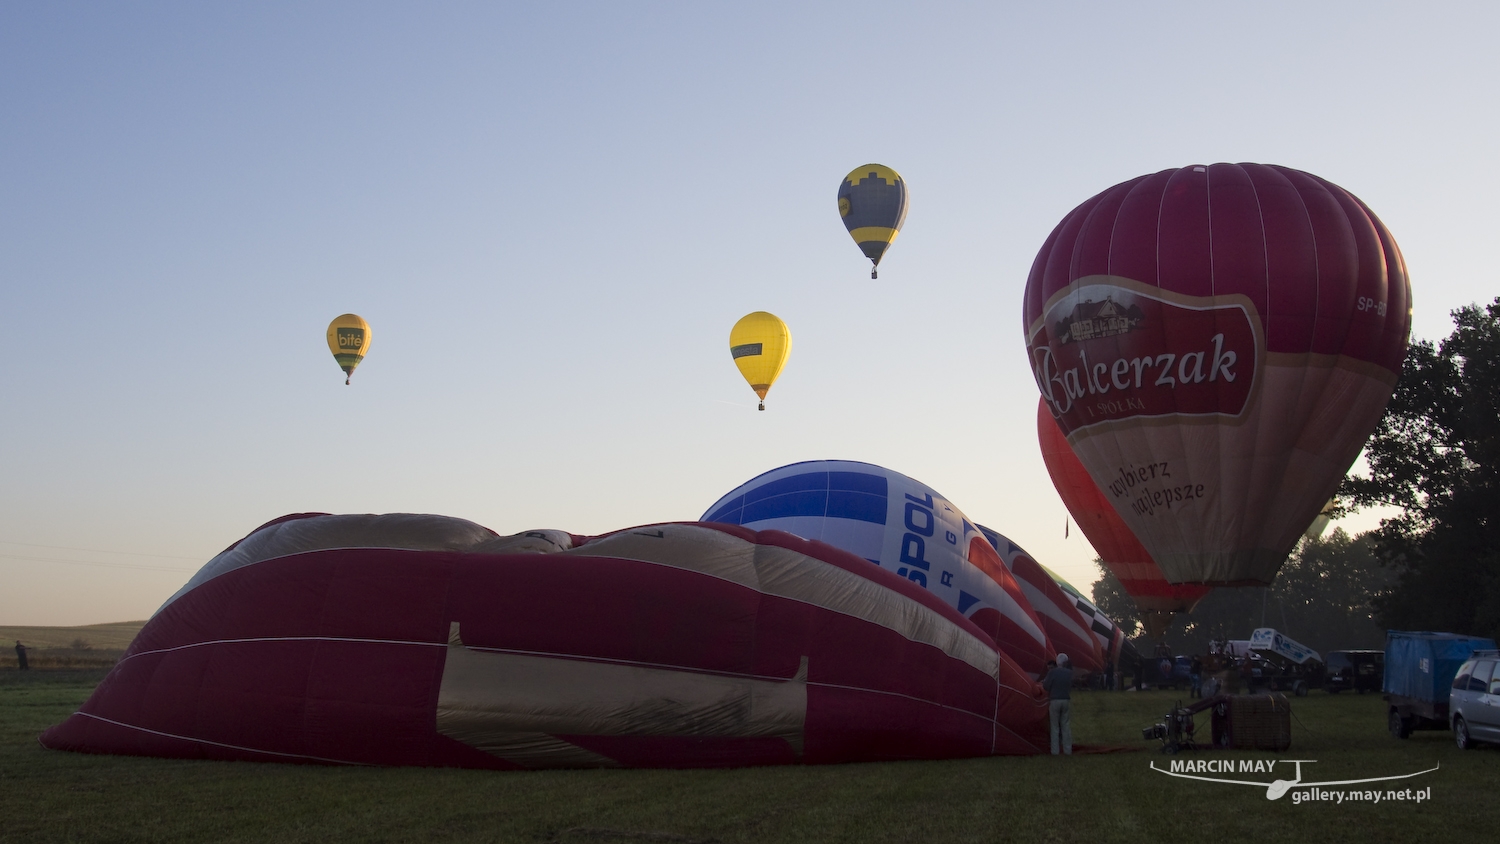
top-left (729, 311), bottom-right (791, 411)
top-left (326, 314), bottom-right (371, 385)
top-left (837, 164), bottom-right (909, 278)
top-left (1036, 397), bottom-right (1210, 638)
top-left (1022, 163), bottom-right (1411, 585)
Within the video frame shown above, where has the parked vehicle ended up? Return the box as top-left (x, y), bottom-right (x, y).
top-left (1450, 649), bottom-right (1500, 750)
top-left (1384, 631), bottom-right (1498, 739)
top-left (1247, 628), bottom-right (1323, 697)
top-left (1139, 654), bottom-right (1193, 690)
top-left (1325, 650), bottom-right (1383, 694)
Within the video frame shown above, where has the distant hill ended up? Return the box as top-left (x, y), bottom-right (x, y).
top-left (2, 621), bottom-right (146, 669)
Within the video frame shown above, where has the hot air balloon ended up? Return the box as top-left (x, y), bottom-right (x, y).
top-left (1036, 564), bottom-right (1127, 668)
top-left (1303, 498), bottom-right (1339, 541)
top-left (326, 314), bottom-right (371, 385)
top-left (702, 460), bottom-right (1055, 677)
top-left (972, 524), bottom-right (1105, 674)
top-left (1022, 164), bottom-right (1411, 586)
top-left (837, 164), bottom-right (909, 278)
top-left (729, 311), bottom-right (791, 411)
top-left (41, 513), bottom-right (1050, 767)
top-left (1036, 398), bottom-right (1211, 638)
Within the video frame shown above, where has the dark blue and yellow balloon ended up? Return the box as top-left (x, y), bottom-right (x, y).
top-left (838, 164), bottom-right (908, 278)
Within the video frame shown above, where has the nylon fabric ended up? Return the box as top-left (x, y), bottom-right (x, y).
top-left (702, 461), bottom-right (1053, 676)
top-left (1023, 163), bottom-right (1410, 585)
top-left (42, 515), bottom-right (1049, 768)
top-left (155, 513), bottom-right (499, 616)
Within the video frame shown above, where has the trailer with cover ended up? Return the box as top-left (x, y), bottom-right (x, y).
top-left (1383, 630), bottom-right (1498, 739)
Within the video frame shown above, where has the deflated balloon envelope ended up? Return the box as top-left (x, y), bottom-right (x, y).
top-left (40, 513), bottom-right (1050, 768)
top-left (1022, 163), bottom-right (1410, 586)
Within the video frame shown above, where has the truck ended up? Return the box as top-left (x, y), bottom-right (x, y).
top-left (1383, 630), bottom-right (1498, 739)
top-left (1247, 628), bottom-right (1323, 696)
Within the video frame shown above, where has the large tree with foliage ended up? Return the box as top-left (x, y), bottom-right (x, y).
top-left (1092, 529), bottom-right (1390, 655)
top-left (1340, 298), bottom-right (1500, 640)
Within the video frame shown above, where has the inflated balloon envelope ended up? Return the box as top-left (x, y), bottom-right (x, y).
top-left (975, 523), bottom-right (1112, 673)
top-left (699, 460), bottom-right (1126, 676)
top-left (1022, 163), bottom-right (1411, 586)
top-left (1036, 396), bottom-right (1211, 639)
top-left (837, 164), bottom-right (909, 279)
top-left (42, 514), bottom-right (1049, 768)
top-left (702, 460), bottom-right (1058, 678)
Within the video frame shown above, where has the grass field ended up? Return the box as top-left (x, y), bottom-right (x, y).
top-left (1, 669), bottom-right (1494, 843)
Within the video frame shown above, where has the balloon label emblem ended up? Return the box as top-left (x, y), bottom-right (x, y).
top-left (336, 328), bottom-right (365, 350)
top-left (1028, 278), bottom-right (1264, 434)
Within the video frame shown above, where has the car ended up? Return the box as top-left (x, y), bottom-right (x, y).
top-left (1139, 653), bottom-right (1193, 690)
top-left (1326, 650), bottom-right (1384, 694)
top-left (1450, 650), bottom-right (1500, 750)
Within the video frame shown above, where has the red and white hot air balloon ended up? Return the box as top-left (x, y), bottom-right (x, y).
top-left (1037, 397), bottom-right (1210, 638)
top-left (977, 522), bottom-right (1105, 673)
top-left (1022, 164), bottom-right (1410, 586)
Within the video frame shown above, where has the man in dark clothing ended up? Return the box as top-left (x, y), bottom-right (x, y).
top-left (1040, 653), bottom-right (1073, 755)
top-left (14, 641), bottom-right (28, 671)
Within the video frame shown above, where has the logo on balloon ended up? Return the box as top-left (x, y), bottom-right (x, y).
top-left (1029, 278), bottom-right (1263, 436)
top-left (1055, 296), bottom-right (1145, 344)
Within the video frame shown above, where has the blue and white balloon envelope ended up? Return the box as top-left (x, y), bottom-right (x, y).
top-left (703, 460), bottom-right (1052, 675)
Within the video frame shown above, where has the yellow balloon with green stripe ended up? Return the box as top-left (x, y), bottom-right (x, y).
top-left (326, 314), bottom-right (371, 385)
top-left (838, 163), bottom-right (909, 279)
top-left (729, 312), bottom-right (791, 411)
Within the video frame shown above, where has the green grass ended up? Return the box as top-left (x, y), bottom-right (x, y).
top-left (1, 671), bottom-right (1494, 843)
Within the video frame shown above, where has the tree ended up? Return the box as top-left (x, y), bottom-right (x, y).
top-left (1092, 529), bottom-right (1391, 655)
top-left (1340, 299), bottom-right (1500, 640)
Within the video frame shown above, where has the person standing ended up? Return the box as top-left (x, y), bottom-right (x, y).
top-left (1041, 653), bottom-right (1073, 755)
top-left (1190, 655), bottom-right (1203, 699)
top-left (14, 641), bottom-right (28, 671)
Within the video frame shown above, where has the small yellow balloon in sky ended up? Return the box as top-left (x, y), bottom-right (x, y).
top-left (326, 314), bottom-right (371, 385)
top-left (729, 311), bottom-right (791, 411)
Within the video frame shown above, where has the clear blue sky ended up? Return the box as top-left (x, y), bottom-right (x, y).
top-left (2, 2), bottom-right (1495, 625)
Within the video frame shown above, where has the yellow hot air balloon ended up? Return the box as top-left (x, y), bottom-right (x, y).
top-left (729, 312), bottom-right (791, 411)
top-left (326, 314), bottom-right (371, 385)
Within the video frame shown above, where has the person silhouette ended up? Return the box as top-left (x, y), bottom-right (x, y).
top-left (14, 641), bottom-right (28, 671)
top-left (1041, 653), bottom-right (1074, 755)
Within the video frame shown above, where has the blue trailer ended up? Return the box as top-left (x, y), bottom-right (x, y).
top-left (1384, 630), bottom-right (1498, 738)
